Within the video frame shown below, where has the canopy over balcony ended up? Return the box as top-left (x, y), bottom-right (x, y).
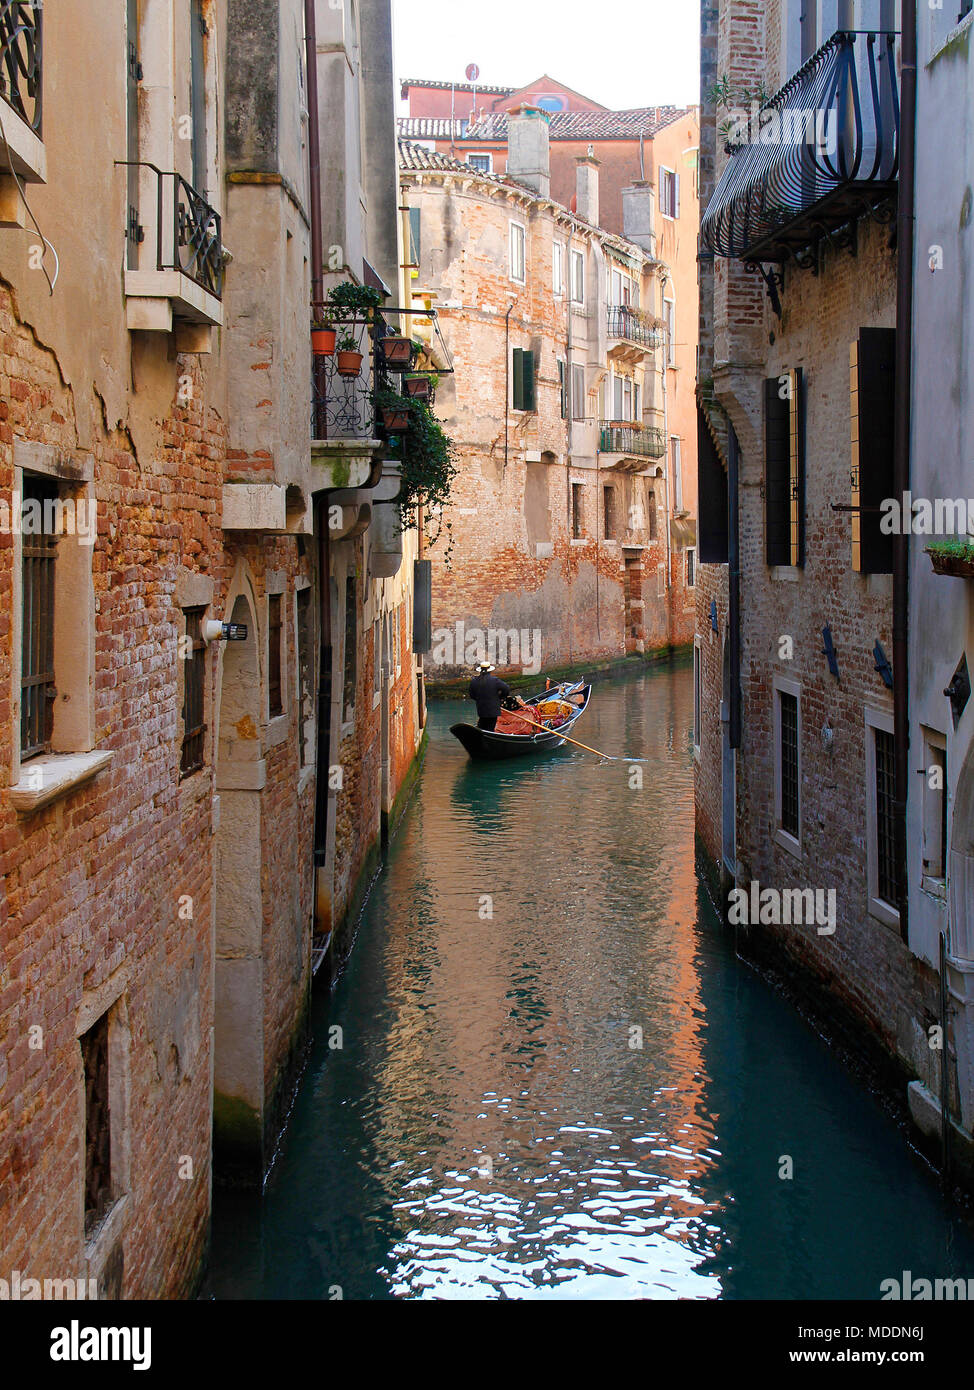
top-left (700, 30), bottom-right (899, 266)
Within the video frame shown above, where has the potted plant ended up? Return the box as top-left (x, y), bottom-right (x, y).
top-left (311, 323), bottom-right (337, 356)
top-left (927, 539), bottom-right (974, 579)
top-left (376, 385), bottom-right (412, 432)
top-left (335, 333), bottom-right (364, 377)
top-left (377, 333), bottom-right (413, 368)
top-left (403, 373), bottom-right (435, 401)
top-left (387, 393), bottom-right (459, 561)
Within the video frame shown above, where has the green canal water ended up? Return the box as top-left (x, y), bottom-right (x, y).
top-left (208, 663), bottom-right (974, 1300)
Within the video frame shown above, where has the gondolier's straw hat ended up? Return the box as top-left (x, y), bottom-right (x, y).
top-left (475, 662), bottom-right (495, 672)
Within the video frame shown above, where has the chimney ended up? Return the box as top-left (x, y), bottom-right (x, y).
top-left (575, 148), bottom-right (600, 226)
top-left (506, 105), bottom-right (550, 199)
top-left (622, 181), bottom-right (656, 256)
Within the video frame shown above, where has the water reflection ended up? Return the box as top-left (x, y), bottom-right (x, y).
top-left (209, 662), bottom-right (974, 1300)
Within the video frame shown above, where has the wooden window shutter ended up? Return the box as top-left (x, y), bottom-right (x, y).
top-left (521, 349), bottom-right (536, 412)
top-left (512, 347), bottom-right (525, 411)
top-left (697, 407), bottom-right (729, 564)
top-left (850, 327), bottom-right (895, 575)
top-left (765, 369), bottom-right (804, 567)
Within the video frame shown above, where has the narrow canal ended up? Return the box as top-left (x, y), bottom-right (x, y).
top-left (209, 663), bottom-right (974, 1300)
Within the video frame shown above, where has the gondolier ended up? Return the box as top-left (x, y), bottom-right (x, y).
top-left (468, 661), bottom-right (517, 731)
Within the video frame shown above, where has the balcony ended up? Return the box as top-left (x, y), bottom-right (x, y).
top-left (606, 305), bottom-right (663, 362)
top-left (0, 1), bottom-right (45, 206)
top-left (124, 166), bottom-right (224, 343)
top-left (599, 421), bottom-right (666, 470)
top-left (310, 327), bottom-right (384, 491)
top-left (700, 30), bottom-right (899, 267)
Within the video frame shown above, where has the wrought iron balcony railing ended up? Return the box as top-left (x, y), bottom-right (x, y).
top-left (144, 168), bottom-right (224, 300)
top-left (312, 331), bottom-right (377, 442)
top-left (606, 305), bottom-right (663, 350)
top-left (1, 1), bottom-right (42, 134)
top-left (700, 30), bottom-right (899, 266)
top-left (599, 421), bottom-right (666, 459)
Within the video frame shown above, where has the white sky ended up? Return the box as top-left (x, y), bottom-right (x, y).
top-left (391, 0), bottom-right (701, 112)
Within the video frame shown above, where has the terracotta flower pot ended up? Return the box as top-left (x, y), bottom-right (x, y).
top-left (404, 376), bottom-right (431, 399)
top-left (382, 407), bottom-right (410, 431)
top-left (927, 548), bottom-right (974, 579)
top-left (336, 350), bottom-right (363, 377)
top-left (378, 336), bottom-right (412, 367)
top-left (311, 327), bottom-right (336, 356)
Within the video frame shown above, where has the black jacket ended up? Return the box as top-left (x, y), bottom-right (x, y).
top-left (468, 672), bottom-right (511, 719)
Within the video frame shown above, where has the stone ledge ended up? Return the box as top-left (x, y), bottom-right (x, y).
top-left (9, 751), bottom-right (114, 815)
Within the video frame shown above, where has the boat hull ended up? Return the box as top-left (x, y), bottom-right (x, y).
top-left (450, 684), bottom-right (592, 761)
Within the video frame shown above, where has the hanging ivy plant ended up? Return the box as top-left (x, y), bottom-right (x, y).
top-left (324, 281), bottom-right (383, 325)
top-left (383, 389), bottom-right (458, 561)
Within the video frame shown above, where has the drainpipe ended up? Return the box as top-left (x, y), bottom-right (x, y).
top-left (728, 423), bottom-right (741, 750)
top-left (307, 0), bottom-right (333, 932)
top-left (504, 301), bottom-right (515, 469)
top-left (893, 0), bottom-right (916, 943)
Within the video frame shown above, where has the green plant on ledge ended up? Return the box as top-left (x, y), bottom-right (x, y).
top-left (324, 281), bottom-right (383, 325)
top-left (928, 537), bottom-right (974, 559)
top-left (384, 390), bottom-right (458, 561)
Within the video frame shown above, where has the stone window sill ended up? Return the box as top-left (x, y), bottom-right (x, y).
top-left (9, 751), bottom-right (114, 815)
top-left (85, 1193), bottom-right (129, 1272)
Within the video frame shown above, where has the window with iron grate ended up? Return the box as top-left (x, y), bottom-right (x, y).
top-left (20, 474), bottom-right (59, 761)
top-left (180, 607), bottom-right (207, 777)
top-left (82, 1011), bottom-right (112, 1238)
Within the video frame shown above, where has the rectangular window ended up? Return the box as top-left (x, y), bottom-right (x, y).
top-left (558, 360), bottom-right (567, 419)
top-left (686, 547), bottom-right (696, 589)
top-left (623, 377), bottom-right (633, 420)
top-left (671, 436), bottom-right (684, 512)
top-left (922, 734), bottom-right (948, 885)
top-left (570, 249), bottom-right (584, 303)
top-left (612, 375), bottom-right (623, 420)
top-left (20, 474), bottom-right (59, 761)
top-left (553, 242), bottom-right (565, 296)
top-left (510, 222), bottom-right (526, 282)
top-left (663, 298), bottom-right (675, 366)
top-left (268, 593), bottom-right (283, 718)
top-left (850, 328), bottom-right (895, 575)
top-left (572, 364), bottom-right (586, 421)
top-left (190, 0), bottom-right (208, 194)
top-left (647, 486), bottom-right (658, 541)
top-left (394, 606), bottom-right (402, 672)
top-left (297, 587), bottom-right (314, 767)
top-left (512, 348), bottom-right (536, 412)
top-left (572, 483), bottom-right (583, 539)
top-left (373, 618), bottom-right (382, 696)
top-left (342, 574), bottom-right (357, 723)
top-left (180, 607), bottom-right (206, 777)
top-left (603, 486), bottom-right (616, 540)
top-left (875, 726), bottom-right (898, 907)
top-left (468, 153), bottom-right (492, 172)
top-left (660, 167), bottom-right (679, 219)
top-left (82, 1011), bottom-right (112, 1238)
top-left (765, 368), bottom-right (805, 567)
top-left (778, 689), bottom-right (800, 839)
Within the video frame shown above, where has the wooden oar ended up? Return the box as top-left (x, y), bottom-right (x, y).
top-left (536, 723), bottom-right (648, 762)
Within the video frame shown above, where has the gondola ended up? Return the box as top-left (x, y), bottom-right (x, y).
top-left (450, 680), bottom-right (593, 761)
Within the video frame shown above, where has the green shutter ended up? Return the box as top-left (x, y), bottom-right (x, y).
top-left (851, 328), bottom-right (895, 575)
top-left (512, 348), bottom-right (524, 411)
top-left (408, 207), bottom-right (421, 267)
top-left (765, 372), bottom-right (804, 567)
top-left (522, 350), bottom-right (536, 413)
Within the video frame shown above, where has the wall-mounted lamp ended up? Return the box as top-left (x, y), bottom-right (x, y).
top-left (822, 626), bottom-right (839, 681)
top-left (203, 620), bottom-right (249, 644)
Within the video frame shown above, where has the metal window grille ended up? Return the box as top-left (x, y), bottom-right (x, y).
top-left (180, 607), bottom-right (206, 777)
top-left (268, 593), bottom-right (283, 717)
top-left (20, 473), bottom-right (58, 760)
top-left (82, 1011), bottom-right (112, 1237)
top-left (686, 548), bottom-right (696, 588)
top-left (875, 727), bottom-right (898, 906)
top-left (779, 691), bottom-right (800, 837)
